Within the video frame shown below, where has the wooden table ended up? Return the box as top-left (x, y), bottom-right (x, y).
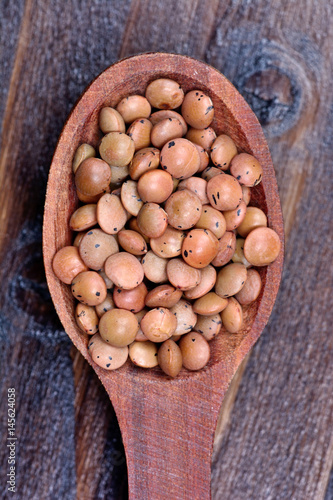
top-left (0, 1), bottom-right (332, 499)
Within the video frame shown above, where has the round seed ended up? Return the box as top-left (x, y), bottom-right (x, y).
top-left (76, 303), bottom-right (99, 335)
top-left (71, 271), bottom-right (107, 306)
top-left (70, 204), bottom-right (97, 232)
top-left (52, 246), bottom-right (88, 285)
top-left (75, 158), bottom-right (111, 196)
top-left (221, 297), bottom-right (243, 333)
top-left (181, 90), bottom-right (214, 129)
top-left (146, 78), bottom-right (184, 109)
top-left (160, 138), bottom-right (200, 179)
top-left (116, 95), bottom-right (151, 124)
top-left (104, 252), bottom-right (144, 290)
top-left (167, 258), bottom-right (202, 291)
top-left (88, 334), bottom-right (128, 370)
top-left (243, 227), bottom-right (281, 266)
top-left (129, 341), bottom-right (159, 368)
top-left (179, 332), bottom-right (210, 371)
top-left (96, 193), bottom-right (127, 235)
top-left (145, 284), bottom-right (182, 309)
top-left (141, 308), bottom-right (177, 342)
top-left (235, 269), bottom-right (262, 305)
top-left (99, 107), bottom-right (126, 134)
top-left (215, 263), bottom-right (248, 298)
top-left (72, 144), bottom-right (96, 174)
top-left (99, 308), bottom-right (139, 347)
top-left (158, 339), bottom-right (183, 377)
top-left (79, 229), bottom-right (119, 270)
top-left (99, 132), bottom-right (135, 167)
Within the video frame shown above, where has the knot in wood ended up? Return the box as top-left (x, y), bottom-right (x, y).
top-left (242, 67), bottom-right (298, 136)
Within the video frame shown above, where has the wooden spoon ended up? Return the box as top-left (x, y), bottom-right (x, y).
top-left (43, 53), bottom-right (284, 499)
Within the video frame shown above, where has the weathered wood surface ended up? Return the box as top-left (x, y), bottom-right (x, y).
top-left (0, 1), bottom-right (332, 500)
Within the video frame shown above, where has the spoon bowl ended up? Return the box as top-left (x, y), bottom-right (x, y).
top-left (43, 52), bottom-right (284, 499)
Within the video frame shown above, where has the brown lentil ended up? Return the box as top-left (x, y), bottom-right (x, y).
top-left (179, 332), bottom-right (210, 371)
top-left (99, 132), bottom-right (135, 167)
top-left (170, 299), bottom-right (197, 336)
top-left (141, 307), bottom-right (177, 342)
top-left (95, 292), bottom-right (115, 318)
top-left (210, 134), bottom-right (238, 170)
top-left (113, 282), bottom-right (148, 313)
top-left (116, 95), bottom-right (151, 123)
top-left (207, 173), bottom-right (243, 211)
top-left (145, 284), bottom-right (183, 309)
top-left (215, 263), bottom-right (248, 298)
top-left (192, 292), bottom-right (228, 316)
top-left (76, 303), bottom-right (99, 335)
top-left (52, 246), bottom-right (88, 284)
top-left (70, 204), bottom-right (97, 232)
top-left (243, 227), bottom-right (281, 266)
top-left (137, 169), bottom-right (173, 204)
top-left (137, 202), bottom-right (168, 238)
top-left (150, 225), bottom-right (186, 258)
top-left (104, 252), bottom-right (144, 290)
top-left (88, 334), bottom-right (128, 370)
top-left (141, 251), bottom-right (168, 283)
top-left (237, 206), bottom-right (267, 238)
top-left (145, 78), bottom-right (184, 109)
top-left (181, 229), bottom-right (219, 269)
top-left (167, 258), bottom-right (202, 291)
top-left (79, 229), bottom-right (119, 270)
top-left (185, 127), bottom-right (216, 151)
top-left (235, 268), bottom-right (262, 305)
top-left (160, 138), bottom-right (200, 179)
top-left (184, 265), bottom-right (216, 300)
top-left (117, 229), bottom-right (148, 255)
top-left (99, 308), bottom-right (139, 347)
top-left (181, 90), bottom-right (214, 129)
top-left (127, 118), bottom-right (152, 151)
top-left (71, 271), bottom-right (107, 306)
top-left (211, 231), bottom-right (236, 267)
top-left (75, 158), bottom-right (111, 197)
top-left (164, 189), bottom-right (202, 230)
top-left (194, 314), bottom-right (222, 341)
top-left (221, 297), bottom-right (243, 333)
top-left (195, 205), bottom-right (226, 239)
top-left (230, 153), bottom-right (263, 187)
top-left (151, 117), bottom-right (183, 149)
top-left (99, 107), bottom-right (126, 134)
top-left (158, 339), bottom-right (183, 377)
top-left (150, 110), bottom-right (188, 135)
top-left (223, 200), bottom-right (247, 231)
top-left (129, 147), bottom-right (160, 180)
top-left (129, 341), bottom-right (159, 368)
top-left (72, 143), bottom-right (96, 174)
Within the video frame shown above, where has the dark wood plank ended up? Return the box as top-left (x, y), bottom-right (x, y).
top-left (119, 0), bottom-right (221, 60)
top-left (325, 471), bottom-right (333, 500)
top-left (0, 1), bottom-right (25, 132)
top-left (0, 0), bottom-right (131, 498)
top-left (207, 1), bottom-right (333, 498)
top-left (0, 0), bottom-right (332, 498)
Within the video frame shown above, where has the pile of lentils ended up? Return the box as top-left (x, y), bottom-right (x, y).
top-left (52, 78), bottom-right (281, 378)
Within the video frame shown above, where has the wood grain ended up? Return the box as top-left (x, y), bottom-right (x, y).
top-left (0, 0), bottom-right (332, 499)
top-left (206, 2), bottom-right (333, 499)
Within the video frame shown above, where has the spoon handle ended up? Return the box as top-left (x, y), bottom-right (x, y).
top-left (109, 374), bottom-right (223, 500)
